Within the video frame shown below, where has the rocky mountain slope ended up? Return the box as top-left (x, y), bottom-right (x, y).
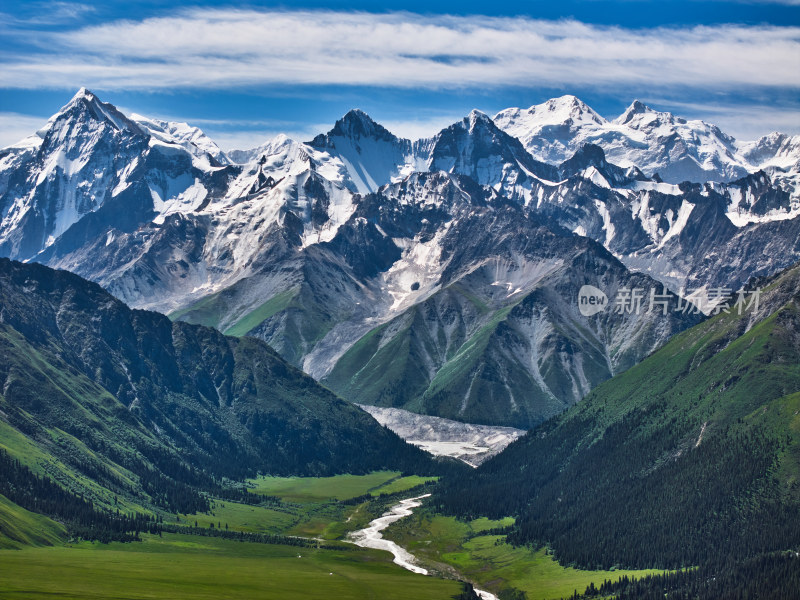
top-left (320, 171), bottom-right (702, 427)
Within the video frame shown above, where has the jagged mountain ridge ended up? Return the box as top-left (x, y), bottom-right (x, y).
top-left (169, 168), bottom-right (704, 427)
top-left (0, 89), bottom-right (797, 426)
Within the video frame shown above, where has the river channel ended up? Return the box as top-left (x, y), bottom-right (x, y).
top-left (346, 493), bottom-right (498, 600)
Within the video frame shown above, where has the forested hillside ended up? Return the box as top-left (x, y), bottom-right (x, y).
top-left (437, 262), bottom-right (800, 592)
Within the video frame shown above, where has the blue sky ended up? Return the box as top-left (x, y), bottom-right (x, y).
top-left (1, 0), bottom-right (798, 149)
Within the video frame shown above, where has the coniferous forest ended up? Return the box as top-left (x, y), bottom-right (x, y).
top-left (0, 449), bottom-right (162, 542)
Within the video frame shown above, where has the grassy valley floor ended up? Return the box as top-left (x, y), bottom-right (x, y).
top-left (0, 533), bottom-right (462, 600)
top-left (1, 471), bottom-right (669, 599)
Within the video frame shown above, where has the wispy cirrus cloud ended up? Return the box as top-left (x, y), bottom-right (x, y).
top-left (1, 9), bottom-right (798, 92)
top-left (1, 1), bottom-right (95, 26)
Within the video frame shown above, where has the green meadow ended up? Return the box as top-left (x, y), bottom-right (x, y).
top-left (370, 475), bottom-right (437, 496)
top-left (247, 470), bottom-right (435, 503)
top-left (174, 501), bottom-right (297, 534)
top-left (0, 533), bottom-right (462, 600)
top-left (0, 469), bottom-right (462, 600)
top-left (0, 494), bottom-right (66, 550)
top-left (229, 471), bottom-right (437, 540)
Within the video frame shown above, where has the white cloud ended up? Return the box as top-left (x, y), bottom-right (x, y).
top-left (0, 112), bottom-right (49, 148)
top-left (2, 10), bottom-right (798, 146)
top-left (1, 9), bottom-right (798, 92)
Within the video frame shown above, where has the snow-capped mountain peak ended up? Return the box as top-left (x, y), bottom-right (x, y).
top-left (73, 86), bottom-right (92, 99)
top-left (0, 89), bottom-right (156, 259)
top-left (492, 96), bottom-right (612, 170)
top-left (56, 87), bottom-right (144, 135)
top-left (308, 109), bottom-right (418, 195)
top-left (317, 108), bottom-right (400, 144)
top-left (1, 89), bottom-right (798, 310)
top-left (465, 109), bottom-right (493, 129)
top-left (614, 99), bottom-right (656, 125)
top-left (740, 132), bottom-right (800, 171)
top-left (132, 114), bottom-right (228, 165)
top-left (426, 109), bottom-right (560, 199)
top-left (0, 89), bottom-right (798, 432)
top-left (614, 100), bottom-right (696, 135)
top-left (557, 143), bottom-right (647, 186)
top-left (62, 87), bottom-right (99, 110)
top-left (533, 94), bottom-right (605, 125)
top-left (495, 95), bottom-right (762, 183)
top-left (493, 95), bottom-right (606, 138)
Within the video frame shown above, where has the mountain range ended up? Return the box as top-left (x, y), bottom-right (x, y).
top-left (1, 89), bottom-right (798, 427)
